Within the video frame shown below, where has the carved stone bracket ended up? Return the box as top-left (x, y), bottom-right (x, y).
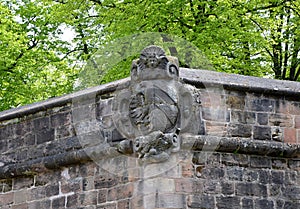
top-left (113, 45), bottom-right (196, 163)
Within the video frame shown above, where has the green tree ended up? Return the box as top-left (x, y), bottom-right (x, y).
top-left (247, 0), bottom-right (300, 80)
top-left (0, 1), bottom-right (78, 111)
top-left (49, 0), bottom-right (294, 81)
top-left (85, 0), bottom-right (300, 80)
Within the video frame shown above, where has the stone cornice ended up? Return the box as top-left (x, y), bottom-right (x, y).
top-left (0, 135), bottom-right (299, 179)
top-left (180, 68), bottom-right (300, 98)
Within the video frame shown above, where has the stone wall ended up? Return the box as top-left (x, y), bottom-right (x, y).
top-left (1, 65), bottom-right (300, 208)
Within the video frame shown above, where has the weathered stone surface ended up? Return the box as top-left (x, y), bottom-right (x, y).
top-left (156, 193), bottom-right (186, 208)
top-left (52, 196), bottom-right (65, 208)
top-left (226, 94), bottom-right (245, 110)
top-left (221, 181), bottom-right (234, 195)
top-left (201, 167), bottom-right (225, 180)
top-left (271, 170), bottom-right (284, 184)
top-left (117, 199), bottom-right (130, 209)
top-left (79, 190), bottom-right (98, 205)
top-left (28, 200), bottom-right (51, 209)
top-left (27, 187), bottom-right (46, 202)
top-left (36, 128), bottom-right (55, 144)
top-left (231, 111), bottom-right (256, 124)
top-left (202, 107), bottom-right (230, 122)
top-left (187, 194), bottom-right (215, 208)
top-left (247, 98), bottom-right (275, 112)
top-left (282, 186), bottom-right (300, 200)
top-left (32, 117), bottom-right (50, 130)
top-left (271, 127), bottom-right (283, 142)
top-left (107, 184), bottom-right (134, 201)
top-left (98, 189), bottom-right (107, 204)
top-left (272, 158), bottom-right (287, 169)
top-left (203, 180), bottom-right (221, 194)
top-left (242, 198), bottom-right (254, 209)
top-left (13, 177), bottom-right (34, 190)
top-left (257, 113), bottom-right (269, 125)
top-left (250, 156), bottom-right (271, 168)
top-left (175, 179), bottom-right (203, 193)
top-left (205, 121), bottom-right (228, 136)
top-left (253, 126), bottom-right (271, 140)
top-left (221, 153), bottom-right (248, 167)
top-left (216, 196), bottom-right (241, 209)
top-left (236, 182), bottom-right (267, 197)
top-left (228, 124), bottom-right (252, 137)
top-left (96, 203), bottom-right (117, 209)
top-left (258, 170), bottom-right (271, 184)
top-left (295, 116), bottom-right (300, 128)
top-left (66, 194), bottom-right (78, 208)
top-left (255, 199), bottom-right (274, 209)
top-left (284, 128), bottom-right (297, 143)
top-left (226, 167), bottom-right (243, 181)
top-left (45, 184), bottom-right (59, 197)
top-left (243, 170), bottom-right (259, 182)
top-left (269, 113), bottom-right (293, 127)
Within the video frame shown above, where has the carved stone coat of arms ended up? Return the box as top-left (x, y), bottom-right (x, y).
top-left (113, 45), bottom-right (196, 163)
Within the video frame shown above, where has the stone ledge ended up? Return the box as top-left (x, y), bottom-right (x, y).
top-left (182, 135), bottom-right (300, 158)
top-left (0, 145), bottom-right (119, 179)
top-left (180, 68), bottom-right (300, 97)
top-left (0, 78), bottom-right (130, 122)
top-left (1, 135), bottom-right (299, 179)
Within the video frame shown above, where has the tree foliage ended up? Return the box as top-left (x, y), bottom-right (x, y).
top-left (43, 0), bottom-right (300, 80)
top-left (87, 0), bottom-right (300, 80)
top-left (1, 0), bottom-right (300, 111)
top-left (0, 1), bottom-right (78, 111)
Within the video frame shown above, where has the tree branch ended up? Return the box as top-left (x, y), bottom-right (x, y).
top-left (52, 0), bottom-right (67, 4)
top-left (60, 48), bottom-right (82, 60)
top-left (286, 3), bottom-right (300, 17)
top-left (249, 17), bottom-right (266, 33)
top-left (294, 63), bottom-right (300, 81)
top-left (246, 0), bottom-right (291, 13)
top-left (282, 8), bottom-right (291, 79)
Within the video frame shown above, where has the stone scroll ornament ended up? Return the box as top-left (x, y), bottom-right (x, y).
top-left (112, 45), bottom-right (195, 163)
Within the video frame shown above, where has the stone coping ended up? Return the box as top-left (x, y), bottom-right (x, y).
top-left (1, 68), bottom-right (300, 122)
top-left (0, 78), bottom-right (130, 122)
top-left (181, 68), bottom-right (300, 96)
top-left (0, 135), bottom-right (299, 179)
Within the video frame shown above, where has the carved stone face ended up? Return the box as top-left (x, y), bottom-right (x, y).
top-left (148, 54), bottom-right (159, 68)
top-left (131, 46), bottom-right (175, 81)
top-left (140, 46), bottom-right (165, 67)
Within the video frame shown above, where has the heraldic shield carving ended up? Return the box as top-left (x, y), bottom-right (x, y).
top-left (112, 45), bottom-right (195, 163)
